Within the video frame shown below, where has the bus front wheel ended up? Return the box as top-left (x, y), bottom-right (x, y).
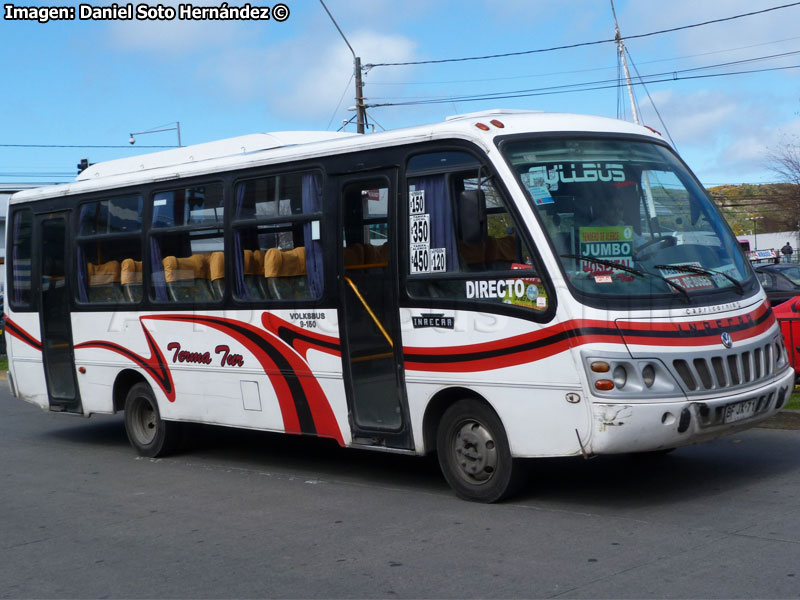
top-left (124, 382), bottom-right (180, 458)
top-left (436, 399), bottom-right (524, 503)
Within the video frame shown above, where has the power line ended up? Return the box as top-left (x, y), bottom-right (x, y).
top-left (366, 2), bottom-right (800, 68)
top-left (368, 63), bottom-right (800, 108)
top-left (326, 72), bottom-right (355, 131)
top-left (367, 35), bottom-right (800, 86)
top-left (367, 48), bottom-right (800, 103)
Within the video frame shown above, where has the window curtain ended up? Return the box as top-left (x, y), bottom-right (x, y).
top-left (411, 175), bottom-right (459, 272)
top-left (11, 214), bottom-right (29, 305)
top-left (150, 238), bottom-right (168, 301)
top-left (76, 244), bottom-right (89, 302)
top-left (233, 184), bottom-right (248, 299)
top-left (302, 173), bottom-right (324, 298)
top-left (75, 204), bottom-right (92, 302)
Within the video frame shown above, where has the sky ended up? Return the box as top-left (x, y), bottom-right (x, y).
top-left (2, 0), bottom-right (800, 187)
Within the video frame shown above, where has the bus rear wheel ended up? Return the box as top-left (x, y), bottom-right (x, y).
top-left (436, 399), bottom-right (524, 503)
top-left (124, 382), bottom-right (180, 458)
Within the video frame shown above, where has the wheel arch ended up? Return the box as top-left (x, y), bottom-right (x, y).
top-left (421, 386), bottom-right (496, 455)
top-left (112, 369), bottom-right (148, 413)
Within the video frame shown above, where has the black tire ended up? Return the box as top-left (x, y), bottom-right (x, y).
top-left (632, 447), bottom-right (676, 458)
top-left (124, 382), bottom-right (181, 457)
top-left (436, 399), bottom-right (525, 503)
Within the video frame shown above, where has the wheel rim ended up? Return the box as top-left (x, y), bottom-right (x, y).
top-left (130, 396), bottom-right (157, 446)
top-left (450, 419), bottom-right (498, 485)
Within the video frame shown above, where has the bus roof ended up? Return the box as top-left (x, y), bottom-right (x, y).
top-left (9, 110), bottom-right (661, 204)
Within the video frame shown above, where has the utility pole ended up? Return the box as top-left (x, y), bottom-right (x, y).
top-left (611, 0), bottom-right (656, 221)
top-left (611, 0), bottom-right (639, 125)
top-left (320, 0), bottom-right (366, 134)
top-left (354, 56), bottom-right (366, 134)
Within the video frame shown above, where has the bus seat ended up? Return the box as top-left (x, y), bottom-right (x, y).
top-left (487, 235), bottom-right (517, 269)
top-left (458, 241), bottom-right (488, 270)
top-left (242, 249), bottom-right (267, 299)
top-left (86, 260), bottom-right (125, 303)
top-left (363, 243), bottom-right (389, 266)
top-left (208, 252), bottom-right (225, 300)
top-left (163, 254), bottom-right (215, 303)
top-left (343, 244), bottom-right (365, 268)
top-left (264, 246), bottom-right (308, 300)
top-left (120, 258), bottom-right (143, 303)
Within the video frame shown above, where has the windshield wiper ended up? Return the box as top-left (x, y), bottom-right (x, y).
top-left (653, 263), bottom-right (744, 295)
top-left (560, 254), bottom-right (690, 301)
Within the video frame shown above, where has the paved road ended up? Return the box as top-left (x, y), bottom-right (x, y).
top-left (2, 387), bottom-right (800, 599)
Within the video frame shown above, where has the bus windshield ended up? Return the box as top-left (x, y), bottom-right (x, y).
top-left (501, 137), bottom-right (753, 304)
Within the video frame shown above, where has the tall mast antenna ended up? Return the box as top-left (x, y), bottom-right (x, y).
top-left (611, 0), bottom-right (640, 125)
top-left (319, 0), bottom-right (366, 134)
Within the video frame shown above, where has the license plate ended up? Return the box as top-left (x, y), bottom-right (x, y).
top-left (724, 399), bottom-right (757, 423)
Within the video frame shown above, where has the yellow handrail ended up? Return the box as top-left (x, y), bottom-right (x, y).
top-left (343, 276), bottom-right (393, 348)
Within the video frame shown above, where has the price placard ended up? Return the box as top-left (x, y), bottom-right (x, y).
top-left (410, 247), bottom-right (430, 273)
top-left (410, 247), bottom-right (447, 274)
top-left (409, 190), bottom-right (425, 215)
top-left (409, 214), bottom-right (430, 246)
top-left (430, 248), bottom-right (446, 272)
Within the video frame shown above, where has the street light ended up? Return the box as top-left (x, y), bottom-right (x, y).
top-left (129, 121), bottom-right (182, 146)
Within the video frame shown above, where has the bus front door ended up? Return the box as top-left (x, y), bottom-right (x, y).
top-left (36, 213), bottom-right (81, 413)
top-left (337, 173), bottom-right (412, 449)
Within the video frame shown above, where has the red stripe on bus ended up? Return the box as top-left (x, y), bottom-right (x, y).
top-left (145, 314), bottom-right (344, 446)
top-left (4, 317), bottom-right (43, 351)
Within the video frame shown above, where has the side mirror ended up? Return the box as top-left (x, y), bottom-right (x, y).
top-left (458, 189), bottom-right (487, 244)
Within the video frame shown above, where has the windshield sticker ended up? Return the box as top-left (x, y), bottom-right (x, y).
top-left (529, 185), bottom-right (554, 206)
top-left (521, 171), bottom-right (556, 205)
top-left (659, 262), bottom-right (715, 291)
top-left (594, 275), bottom-right (613, 283)
top-left (494, 264), bottom-right (549, 310)
top-left (579, 226), bottom-right (633, 274)
top-left (545, 163), bottom-right (625, 185)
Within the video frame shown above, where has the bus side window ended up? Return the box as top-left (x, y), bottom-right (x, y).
top-left (75, 195), bottom-right (143, 305)
top-left (405, 152), bottom-right (546, 311)
top-left (9, 209), bottom-right (34, 309)
top-left (149, 183), bottom-right (225, 304)
top-left (232, 170), bottom-right (324, 301)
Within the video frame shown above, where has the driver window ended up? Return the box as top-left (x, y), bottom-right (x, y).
top-left (405, 151), bottom-right (548, 311)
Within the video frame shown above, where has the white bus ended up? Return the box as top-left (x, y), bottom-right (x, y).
top-left (5, 110), bottom-right (793, 502)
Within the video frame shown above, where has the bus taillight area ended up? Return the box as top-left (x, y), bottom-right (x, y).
top-left (587, 365), bottom-right (794, 455)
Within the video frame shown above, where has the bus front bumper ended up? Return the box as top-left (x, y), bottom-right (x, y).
top-left (587, 366), bottom-right (795, 455)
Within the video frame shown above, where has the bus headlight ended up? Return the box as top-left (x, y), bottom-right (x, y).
top-left (642, 364), bottom-right (656, 387)
top-left (583, 355), bottom-right (680, 398)
top-left (613, 365), bottom-right (627, 389)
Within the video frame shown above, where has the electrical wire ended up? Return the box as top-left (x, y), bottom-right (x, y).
top-left (326, 72), bottom-right (355, 130)
top-left (367, 35), bottom-right (800, 86)
top-left (625, 48), bottom-right (677, 148)
top-left (366, 48), bottom-right (800, 102)
top-left (367, 63), bottom-right (800, 107)
top-left (366, 2), bottom-right (800, 68)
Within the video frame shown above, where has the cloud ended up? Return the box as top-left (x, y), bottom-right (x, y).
top-left (635, 87), bottom-right (800, 182)
top-left (106, 1), bottom-right (248, 55)
top-left (622, 0), bottom-right (800, 66)
top-left (638, 89), bottom-right (743, 143)
top-left (193, 29), bottom-right (417, 124)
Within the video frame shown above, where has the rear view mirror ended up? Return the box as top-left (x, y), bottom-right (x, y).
top-left (458, 189), bottom-right (486, 244)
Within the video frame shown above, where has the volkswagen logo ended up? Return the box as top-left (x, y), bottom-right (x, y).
top-left (721, 332), bottom-right (733, 349)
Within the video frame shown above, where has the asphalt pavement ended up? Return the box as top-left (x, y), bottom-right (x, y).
top-left (3, 387), bottom-right (800, 599)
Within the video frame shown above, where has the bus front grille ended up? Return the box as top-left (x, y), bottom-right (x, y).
top-left (671, 341), bottom-right (782, 393)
